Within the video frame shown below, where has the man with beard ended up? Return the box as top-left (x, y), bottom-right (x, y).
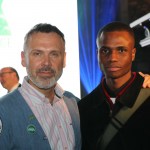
top-left (0, 23), bottom-right (81, 150)
top-left (78, 22), bottom-right (150, 150)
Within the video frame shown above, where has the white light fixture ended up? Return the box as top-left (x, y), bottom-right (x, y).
top-left (130, 13), bottom-right (150, 28)
top-left (139, 36), bottom-right (150, 47)
top-left (139, 25), bottom-right (150, 47)
top-left (130, 13), bottom-right (150, 47)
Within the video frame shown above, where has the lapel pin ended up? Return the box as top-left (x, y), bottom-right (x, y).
top-left (27, 124), bottom-right (36, 134)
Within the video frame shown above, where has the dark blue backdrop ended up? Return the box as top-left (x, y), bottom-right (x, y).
top-left (77, 0), bottom-right (119, 97)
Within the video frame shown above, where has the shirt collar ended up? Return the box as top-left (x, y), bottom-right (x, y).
top-left (8, 83), bottom-right (20, 93)
top-left (54, 83), bottom-right (64, 98)
top-left (117, 73), bottom-right (144, 108)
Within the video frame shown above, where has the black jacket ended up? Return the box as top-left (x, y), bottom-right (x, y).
top-left (78, 73), bottom-right (150, 150)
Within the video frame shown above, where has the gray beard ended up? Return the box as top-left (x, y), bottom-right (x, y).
top-left (26, 69), bottom-right (62, 90)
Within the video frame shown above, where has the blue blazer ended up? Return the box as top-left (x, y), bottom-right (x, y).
top-left (0, 90), bottom-right (81, 150)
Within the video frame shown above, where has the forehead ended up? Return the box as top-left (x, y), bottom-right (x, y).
top-left (99, 31), bottom-right (134, 47)
top-left (24, 32), bottom-right (65, 54)
top-left (1, 68), bottom-right (11, 72)
top-left (27, 32), bottom-right (65, 50)
top-left (101, 31), bottom-right (132, 41)
top-left (29, 32), bottom-right (64, 43)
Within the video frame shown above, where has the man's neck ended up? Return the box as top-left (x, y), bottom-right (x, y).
top-left (28, 79), bottom-right (56, 103)
top-left (8, 82), bottom-right (20, 93)
top-left (106, 72), bottom-right (132, 92)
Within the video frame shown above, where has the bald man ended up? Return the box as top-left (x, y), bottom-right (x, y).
top-left (0, 67), bottom-right (21, 93)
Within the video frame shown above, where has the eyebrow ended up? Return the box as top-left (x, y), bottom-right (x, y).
top-left (100, 46), bottom-right (127, 49)
top-left (99, 46), bottom-right (110, 49)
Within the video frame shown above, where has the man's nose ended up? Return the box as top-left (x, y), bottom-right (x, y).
top-left (109, 50), bottom-right (118, 61)
top-left (42, 55), bottom-right (52, 65)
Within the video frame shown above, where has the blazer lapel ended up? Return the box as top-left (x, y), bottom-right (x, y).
top-left (63, 95), bottom-right (81, 149)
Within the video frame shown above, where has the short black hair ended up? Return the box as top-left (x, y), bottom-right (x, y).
top-left (23, 23), bottom-right (65, 51)
top-left (96, 21), bottom-right (135, 48)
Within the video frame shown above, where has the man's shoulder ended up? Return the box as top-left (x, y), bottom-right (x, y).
top-left (63, 91), bottom-right (80, 102)
top-left (0, 90), bottom-right (21, 117)
top-left (0, 89), bottom-right (22, 106)
top-left (78, 84), bottom-right (102, 106)
top-left (139, 88), bottom-right (150, 98)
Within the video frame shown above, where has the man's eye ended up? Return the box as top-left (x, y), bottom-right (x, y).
top-left (100, 48), bottom-right (110, 54)
top-left (118, 47), bottom-right (126, 52)
top-left (33, 52), bottom-right (41, 56)
top-left (50, 52), bottom-right (60, 58)
top-left (52, 52), bottom-right (58, 56)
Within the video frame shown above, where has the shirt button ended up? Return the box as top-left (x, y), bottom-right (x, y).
top-left (43, 136), bottom-right (48, 140)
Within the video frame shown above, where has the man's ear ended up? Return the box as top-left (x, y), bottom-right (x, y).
top-left (21, 51), bottom-right (26, 67)
top-left (132, 48), bottom-right (136, 61)
top-left (63, 52), bottom-right (66, 68)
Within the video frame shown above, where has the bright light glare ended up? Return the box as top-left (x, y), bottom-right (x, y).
top-left (0, 0), bottom-right (80, 98)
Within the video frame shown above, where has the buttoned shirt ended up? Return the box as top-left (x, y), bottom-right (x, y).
top-left (18, 76), bottom-right (75, 150)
